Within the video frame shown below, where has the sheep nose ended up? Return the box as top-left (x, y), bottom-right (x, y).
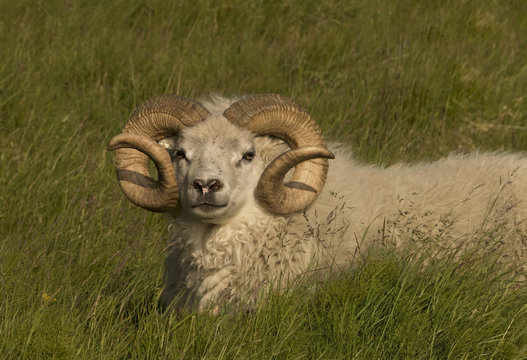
top-left (192, 178), bottom-right (223, 194)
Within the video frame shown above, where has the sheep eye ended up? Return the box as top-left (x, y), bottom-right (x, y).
top-left (175, 150), bottom-right (186, 160)
top-left (242, 151), bottom-right (255, 161)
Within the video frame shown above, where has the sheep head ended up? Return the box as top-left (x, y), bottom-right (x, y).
top-left (108, 94), bottom-right (334, 217)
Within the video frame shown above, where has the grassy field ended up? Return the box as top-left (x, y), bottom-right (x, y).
top-left (1, 0), bottom-right (527, 358)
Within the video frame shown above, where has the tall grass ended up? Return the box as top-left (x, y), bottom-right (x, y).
top-left (1, 0), bottom-right (526, 358)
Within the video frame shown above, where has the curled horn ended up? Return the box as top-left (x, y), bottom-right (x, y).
top-left (223, 94), bottom-right (334, 214)
top-left (108, 95), bottom-right (210, 212)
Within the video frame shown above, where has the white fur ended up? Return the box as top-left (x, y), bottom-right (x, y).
top-left (158, 96), bottom-right (527, 312)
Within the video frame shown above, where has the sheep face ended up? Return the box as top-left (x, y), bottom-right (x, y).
top-left (109, 94), bottom-right (333, 215)
top-left (167, 117), bottom-right (264, 224)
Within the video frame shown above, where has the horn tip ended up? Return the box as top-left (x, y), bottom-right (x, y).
top-left (317, 148), bottom-right (335, 159)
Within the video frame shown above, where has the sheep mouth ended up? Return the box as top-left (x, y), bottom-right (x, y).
top-left (190, 202), bottom-right (228, 209)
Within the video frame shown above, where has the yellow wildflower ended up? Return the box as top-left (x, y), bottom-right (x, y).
top-left (42, 293), bottom-right (57, 304)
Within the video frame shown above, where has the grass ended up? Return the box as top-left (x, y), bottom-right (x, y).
top-left (1, 0), bottom-right (527, 358)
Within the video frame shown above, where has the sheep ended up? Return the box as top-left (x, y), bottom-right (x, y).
top-left (108, 94), bottom-right (527, 312)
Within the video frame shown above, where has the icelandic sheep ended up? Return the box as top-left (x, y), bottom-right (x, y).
top-left (108, 94), bottom-right (527, 312)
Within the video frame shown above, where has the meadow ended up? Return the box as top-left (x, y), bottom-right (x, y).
top-left (1, 0), bottom-right (527, 358)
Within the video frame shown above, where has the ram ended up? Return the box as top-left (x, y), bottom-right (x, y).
top-left (108, 94), bottom-right (527, 312)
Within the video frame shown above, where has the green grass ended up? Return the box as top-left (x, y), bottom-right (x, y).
top-left (1, 0), bottom-right (527, 358)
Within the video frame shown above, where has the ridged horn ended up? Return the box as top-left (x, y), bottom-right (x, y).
top-left (223, 94), bottom-right (334, 214)
top-left (108, 95), bottom-right (210, 212)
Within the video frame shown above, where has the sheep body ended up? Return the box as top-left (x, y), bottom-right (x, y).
top-left (158, 97), bottom-right (527, 312)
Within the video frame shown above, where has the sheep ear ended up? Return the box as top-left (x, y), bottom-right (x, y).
top-left (159, 136), bottom-right (179, 160)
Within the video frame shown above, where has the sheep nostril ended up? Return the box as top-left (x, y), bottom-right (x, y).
top-left (208, 179), bottom-right (222, 192)
top-left (193, 179), bottom-right (204, 191)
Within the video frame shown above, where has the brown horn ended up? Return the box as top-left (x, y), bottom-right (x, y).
top-left (108, 134), bottom-right (179, 211)
top-left (108, 95), bottom-right (210, 212)
top-left (223, 94), bottom-right (334, 214)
